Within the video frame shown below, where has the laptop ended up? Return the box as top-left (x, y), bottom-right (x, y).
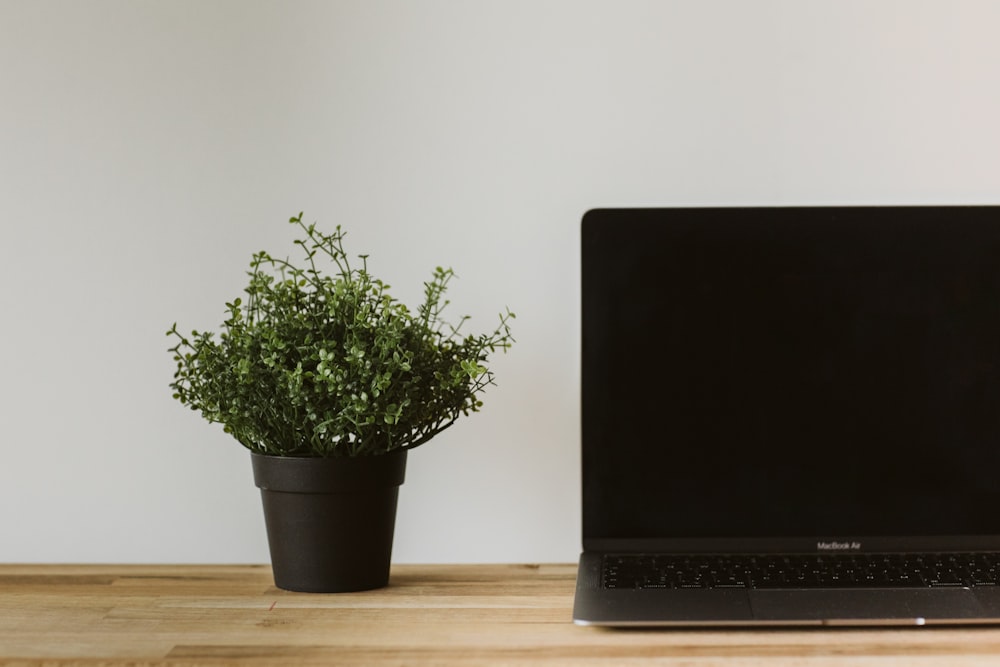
top-left (573, 205), bottom-right (1000, 626)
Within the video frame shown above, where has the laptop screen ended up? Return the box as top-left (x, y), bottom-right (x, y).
top-left (582, 207), bottom-right (1000, 548)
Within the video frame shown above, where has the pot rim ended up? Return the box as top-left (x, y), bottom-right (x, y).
top-left (251, 448), bottom-right (407, 493)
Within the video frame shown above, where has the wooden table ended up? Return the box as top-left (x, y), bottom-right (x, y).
top-left (3, 564), bottom-right (1000, 665)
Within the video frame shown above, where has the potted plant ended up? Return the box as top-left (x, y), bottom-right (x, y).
top-left (167, 213), bottom-right (514, 592)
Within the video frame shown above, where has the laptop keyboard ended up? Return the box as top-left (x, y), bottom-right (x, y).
top-left (602, 553), bottom-right (1000, 590)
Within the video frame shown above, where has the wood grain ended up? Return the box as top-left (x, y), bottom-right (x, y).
top-left (3, 563), bottom-right (1000, 665)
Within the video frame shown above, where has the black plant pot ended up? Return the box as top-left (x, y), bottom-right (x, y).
top-left (251, 449), bottom-right (407, 593)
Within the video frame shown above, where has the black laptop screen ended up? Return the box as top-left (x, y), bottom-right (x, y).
top-left (582, 207), bottom-right (1000, 544)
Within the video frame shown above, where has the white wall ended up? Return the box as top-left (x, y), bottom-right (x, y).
top-left (2, 0), bottom-right (999, 564)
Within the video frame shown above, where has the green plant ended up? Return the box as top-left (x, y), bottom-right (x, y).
top-left (167, 214), bottom-right (514, 457)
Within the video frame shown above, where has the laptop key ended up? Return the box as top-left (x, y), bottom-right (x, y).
top-left (929, 572), bottom-right (966, 587)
